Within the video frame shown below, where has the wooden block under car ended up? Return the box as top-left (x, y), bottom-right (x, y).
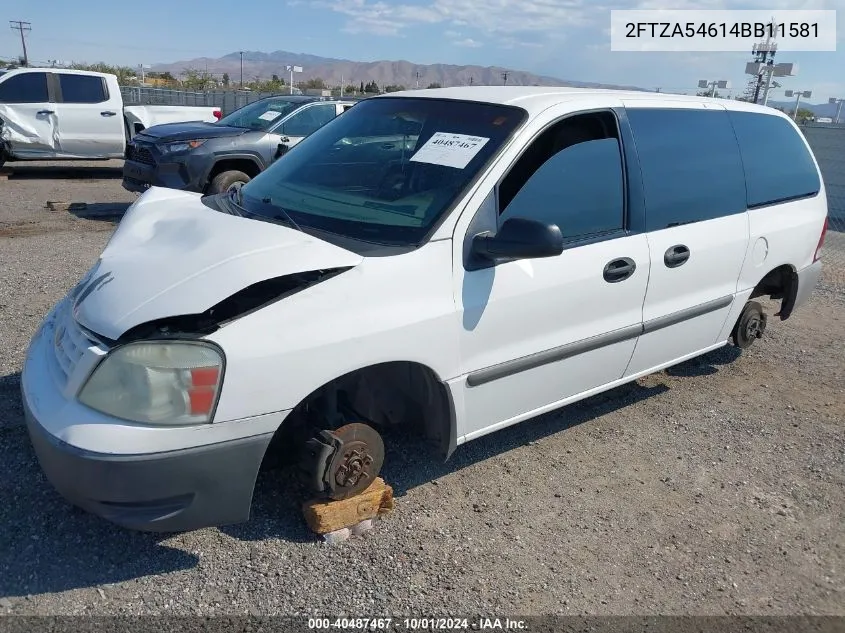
top-left (302, 477), bottom-right (394, 535)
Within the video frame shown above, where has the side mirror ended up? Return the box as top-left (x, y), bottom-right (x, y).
top-left (471, 217), bottom-right (564, 264)
top-left (275, 143), bottom-right (289, 160)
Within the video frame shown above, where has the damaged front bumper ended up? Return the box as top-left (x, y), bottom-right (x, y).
top-left (21, 299), bottom-right (287, 532)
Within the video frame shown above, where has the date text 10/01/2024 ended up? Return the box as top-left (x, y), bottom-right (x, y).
top-left (625, 22), bottom-right (819, 39)
top-left (307, 618), bottom-right (527, 630)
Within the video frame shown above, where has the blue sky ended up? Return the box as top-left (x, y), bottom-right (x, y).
top-left (1, 0), bottom-right (843, 102)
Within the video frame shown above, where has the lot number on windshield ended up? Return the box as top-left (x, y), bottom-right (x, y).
top-left (410, 132), bottom-right (490, 169)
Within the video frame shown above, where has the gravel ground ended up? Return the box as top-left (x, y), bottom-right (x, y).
top-left (0, 161), bottom-right (843, 617)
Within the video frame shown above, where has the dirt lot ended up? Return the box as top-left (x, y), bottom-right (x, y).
top-left (0, 161), bottom-right (843, 617)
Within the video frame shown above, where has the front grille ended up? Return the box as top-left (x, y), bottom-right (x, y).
top-left (52, 301), bottom-right (99, 385)
top-left (127, 143), bottom-right (156, 166)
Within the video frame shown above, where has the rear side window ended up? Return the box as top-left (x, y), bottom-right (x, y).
top-left (58, 74), bottom-right (108, 104)
top-left (0, 72), bottom-right (49, 103)
top-left (728, 111), bottom-right (820, 208)
top-left (627, 108), bottom-right (747, 231)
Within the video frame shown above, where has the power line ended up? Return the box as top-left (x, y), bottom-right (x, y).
top-left (9, 20), bottom-right (31, 67)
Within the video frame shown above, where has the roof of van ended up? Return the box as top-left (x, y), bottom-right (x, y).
top-left (373, 86), bottom-right (786, 118)
top-left (2, 67), bottom-right (114, 79)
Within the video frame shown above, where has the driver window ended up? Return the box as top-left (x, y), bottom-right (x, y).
top-left (498, 111), bottom-right (625, 241)
top-left (283, 104), bottom-right (337, 137)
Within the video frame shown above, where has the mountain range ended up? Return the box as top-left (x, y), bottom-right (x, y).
top-left (151, 49), bottom-right (646, 91)
top-left (766, 100), bottom-right (843, 119)
top-left (151, 50), bottom-right (843, 118)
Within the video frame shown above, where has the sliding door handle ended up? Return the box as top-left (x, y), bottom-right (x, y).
top-left (664, 245), bottom-right (690, 268)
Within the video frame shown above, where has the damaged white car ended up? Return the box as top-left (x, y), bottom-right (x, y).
top-left (0, 67), bottom-right (221, 165)
top-left (21, 88), bottom-right (826, 532)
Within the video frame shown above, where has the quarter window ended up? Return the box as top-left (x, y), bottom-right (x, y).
top-left (0, 72), bottom-right (49, 103)
top-left (728, 110), bottom-right (820, 208)
top-left (58, 73), bottom-right (108, 104)
top-left (627, 108), bottom-right (747, 231)
top-left (498, 112), bottom-right (625, 241)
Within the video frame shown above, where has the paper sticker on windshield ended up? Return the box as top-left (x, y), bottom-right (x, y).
top-left (258, 110), bottom-right (282, 121)
top-left (409, 132), bottom-right (490, 169)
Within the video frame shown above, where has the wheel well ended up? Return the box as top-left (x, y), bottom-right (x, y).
top-left (208, 158), bottom-right (262, 184)
top-left (123, 116), bottom-right (144, 137)
top-left (266, 361), bottom-right (456, 467)
top-left (750, 264), bottom-right (798, 320)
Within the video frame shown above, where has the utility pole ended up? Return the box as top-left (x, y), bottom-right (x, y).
top-left (501, 71), bottom-right (509, 85)
top-left (752, 19), bottom-right (777, 103)
top-left (9, 21), bottom-right (31, 67)
top-left (469, 76), bottom-right (474, 86)
top-left (415, 71), bottom-right (420, 89)
top-left (239, 51), bottom-right (244, 88)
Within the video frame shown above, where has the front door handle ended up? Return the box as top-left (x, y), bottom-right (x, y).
top-left (100, 111), bottom-right (117, 117)
top-left (603, 257), bottom-right (636, 283)
top-left (664, 244), bottom-right (690, 268)
top-left (37, 109), bottom-right (54, 115)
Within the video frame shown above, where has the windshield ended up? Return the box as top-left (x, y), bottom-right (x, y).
top-left (237, 97), bottom-right (526, 245)
top-left (216, 98), bottom-right (305, 131)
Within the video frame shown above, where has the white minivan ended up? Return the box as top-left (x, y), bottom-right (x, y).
top-left (21, 87), bottom-right (828, 532)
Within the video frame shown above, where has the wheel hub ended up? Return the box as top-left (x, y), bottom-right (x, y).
top-left (744, 316), bottom-right (761, 339)
top-left (302, 423), bottom-right (385, 500)
top-left (327, 423), bottom-right (384, 499)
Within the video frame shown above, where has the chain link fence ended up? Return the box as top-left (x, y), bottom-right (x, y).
top-left (799, 123), bottom-right (845, 268)
top-left (120, 86), bottom-right (296, 114)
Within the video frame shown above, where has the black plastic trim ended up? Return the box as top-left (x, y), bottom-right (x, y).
top-left (642, 294), bottom-right (733, 334)
top-left (466, 323), bottom-right (642, 388)
top-left (465, 294), bottom-right (735, 387)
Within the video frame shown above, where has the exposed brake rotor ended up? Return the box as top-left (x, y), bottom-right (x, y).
top-left (303, 422), bottom-right (385, 500)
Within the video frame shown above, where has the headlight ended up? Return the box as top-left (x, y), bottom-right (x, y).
top-left (78, 341), bottom-right (224, 425)
top-left (160, 139), bottom-right (207, 154)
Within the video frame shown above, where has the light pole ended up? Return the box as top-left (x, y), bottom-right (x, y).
top-left (698, 79), bottom-right (730, 98)
top-left (239, 51), bottom-right (244, 88)
top-left (829, 97), bottom-right (845, 124)
top-left (785, 89), bottom-right (812, 121)
top-left (286, 65), bottom-right (302, 94)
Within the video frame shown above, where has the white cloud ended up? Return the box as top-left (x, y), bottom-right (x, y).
top-left (313, 0), bottom-right (601, 38)
top-left (454, 38), bottom-right (483, 48)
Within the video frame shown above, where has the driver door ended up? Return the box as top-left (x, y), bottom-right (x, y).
top-left (452, 106), bottom-right (650, 441)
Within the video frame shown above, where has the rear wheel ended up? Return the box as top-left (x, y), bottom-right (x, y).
top-left (208, 170), bottom-right (251, 194)
top-left (731, 300), bottom-right (767, 349)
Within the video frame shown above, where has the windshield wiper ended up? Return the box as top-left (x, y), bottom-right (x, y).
top-left (264, 196), bottom-right (304, 233)
top-left (221, 188), bottom-right (244, 216)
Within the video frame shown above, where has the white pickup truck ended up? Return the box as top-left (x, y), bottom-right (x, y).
top-left (0, 68), bottom-right (222, 166)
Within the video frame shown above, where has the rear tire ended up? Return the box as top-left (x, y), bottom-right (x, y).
top-left (208, 170), bottom-right (251, 194)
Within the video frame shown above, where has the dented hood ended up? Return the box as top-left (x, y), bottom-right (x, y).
top-left (73, 187), bottom-right (363, 340)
